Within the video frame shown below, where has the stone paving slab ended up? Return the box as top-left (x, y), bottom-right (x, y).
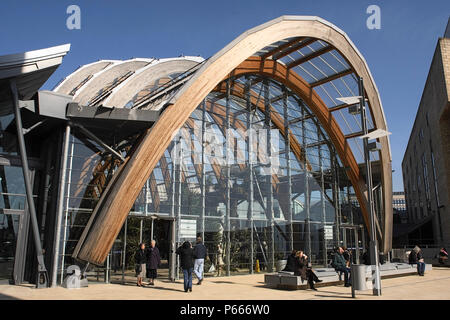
top-left (0, 268), bottom-right (449, 300)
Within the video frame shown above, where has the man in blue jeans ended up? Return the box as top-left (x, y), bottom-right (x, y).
top-left (193, 236), bottom-right (207, 285)
top-left (176, 241), bottom-right (195, 292)
top-left (333, 247), bottom-right (351, 287)
top-left (415, 246), bottom-right (426, 276)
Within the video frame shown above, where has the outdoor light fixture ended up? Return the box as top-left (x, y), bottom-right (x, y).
top-left (348, 104), bottom-right (361, 115)
top-left (336, 96), bottom-right (363, 115)
top-left (367, 140), bottom-right (382, 152)
top-left (336, 96), bottom-right (362, 106)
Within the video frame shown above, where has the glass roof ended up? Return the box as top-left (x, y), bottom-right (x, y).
top-left (253, 37), bottom-right (379, 164)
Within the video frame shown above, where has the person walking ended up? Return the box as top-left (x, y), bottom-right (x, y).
top-left (146, 240), bottom-right (161, 286)
top-left (193, 236), bottom-right (207, 285)
top-left (176, 241), bottom-right (195, 293)
top-left (438, 247), bottom-right (448, 265)
top-left (415, 246), bottom-right (426, 276)
top-left (332, 247), bottom-right (351, 287)
top-left (135, 243), bottom-right (147, 287)
top-left (294, 250), bottom-right (322, 290)
top-left (216, 244), bottom-right (225, 276)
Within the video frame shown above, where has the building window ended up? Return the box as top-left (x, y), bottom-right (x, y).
top-left (419, 128), bottom-right (424, 142)
top-left (430, 148), bottom-right (440, 206)
top-left (422, 153), bottom-right (431, 208)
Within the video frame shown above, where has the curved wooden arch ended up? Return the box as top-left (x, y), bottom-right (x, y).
top-left (75, 16), bottom-right (392, 264)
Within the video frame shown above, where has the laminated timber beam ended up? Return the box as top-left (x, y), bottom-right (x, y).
top-left (260, 37), bottom-right (305, 60)
top-left (73, 17), bottom-right (392, 265)
top-left (310, 68), bottom-right (353, 87)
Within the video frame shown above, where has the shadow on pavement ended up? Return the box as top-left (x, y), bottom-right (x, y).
top-left (143, 285), bottom-right (185, 293)
top-left (0, 292), bottom-right (20, 300)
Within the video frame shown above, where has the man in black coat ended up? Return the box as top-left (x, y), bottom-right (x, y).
top-left (176, 241), bottom-right (195, 292)
top-left (146, 240), bottom-right (161, 285)
top-left (193, 236), bottom-right (207, 285)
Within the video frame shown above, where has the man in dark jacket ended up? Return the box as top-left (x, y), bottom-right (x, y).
top-left (409, 248), bottom-right (418, 265)
top-left (193, 236), bottom-right (207, 285)
top-left (332, 247), bottom-right (351, 287)
top-left (146, 240), bottom-right (161, 286)
top-left (176, 241), bottom-right (195, 292)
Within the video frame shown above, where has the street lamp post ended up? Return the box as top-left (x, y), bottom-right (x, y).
top-left (357, 77), bottom-right (382, 296)
top-left (337, 77), bottom-right (390, 296)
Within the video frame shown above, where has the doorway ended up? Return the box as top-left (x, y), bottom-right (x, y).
top-left (0, 165), bottom-right (31, 285)
top-left (340, 226), bottom-right (364, 264)
top-left (108, 215), bottom-right (175, 285)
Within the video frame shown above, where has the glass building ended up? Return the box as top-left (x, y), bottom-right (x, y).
top-left (0, 16), bottom-right (392, 286)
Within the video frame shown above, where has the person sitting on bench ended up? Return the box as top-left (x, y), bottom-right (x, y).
top-left (294, 250), bottom-right (322, 291)
top-left (332, 247), bottom-right (351, 287)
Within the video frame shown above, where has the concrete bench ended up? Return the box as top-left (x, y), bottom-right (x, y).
top-left (264, 263), bottom-right (433, 290)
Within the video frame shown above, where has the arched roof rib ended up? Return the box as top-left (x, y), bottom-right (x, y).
top-left (54, 60), bottom-right (119, 95)
top-left (72, 58), bottom-right (153, 105)
top-left (72, 16), bottom-right (393, 265)
top-left (103, 57), bottom-right (204, 108)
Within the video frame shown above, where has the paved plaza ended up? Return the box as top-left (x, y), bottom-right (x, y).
top-left (0, 267), bottom-right (449, 300)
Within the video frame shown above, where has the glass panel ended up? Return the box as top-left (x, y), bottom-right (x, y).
top-left (0, 165), bottom-right (26, 210)
top-left (0, 213), bottom-right (19, 282)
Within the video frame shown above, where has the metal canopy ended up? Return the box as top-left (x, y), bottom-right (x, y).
top-left (65, 103), bottom-right (160, 144)
top-left (0, 44), bottom-right (71, 116)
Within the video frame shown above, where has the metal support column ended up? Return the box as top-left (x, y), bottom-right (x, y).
top-left (122, 218), bottom-right (127, 284)
top-left (60, 134), bottom-right (75, 285)
top-left (150, 217), bottom-right (154, 241)
top-left (139, 219), bottom-right (143, 244)
top-left (283, 89), bottom-right (293, 252)
top-left (170, 217), bottom-right (176, 282)
top-left (333, 152), bottom-right (341, 247)
top-left (52, 124), bottom-right (71, 287)
top-left (358, 77), bottom-right (381, 296)
top-left (246, 79), bottom-right (254, 274)
top-left (201, 99), bottom-right (206, 241)
top-left (170, 140), bottom-right (177, 281)
top-left (264, 80), bottom-right (274, 272)
top-left (10, 79), bottom-right (49, 288)
top-left (301, 101), bottom-right (311, 259)
top-left (176, 136), bottom-right (182, 280)
top-left (225, 79), bottom-right (231, 276)
top-left (318, 125), bottom-right (327, 267)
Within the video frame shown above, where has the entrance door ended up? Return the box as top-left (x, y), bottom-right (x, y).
top-left (340, 226), bottom-right (361, 264)
top-left (111, 215), bottom-right (175, 284)
top-left (149, 218), bottom-right (172, 279)
top-left (0, 165), bottom-right (30, 284)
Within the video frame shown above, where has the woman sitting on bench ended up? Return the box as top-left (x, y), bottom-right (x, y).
top-left (294, 250), bottom-right (322, 291)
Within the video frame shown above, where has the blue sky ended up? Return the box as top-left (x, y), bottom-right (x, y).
top-left (1, 0), bottom-right (449, 191)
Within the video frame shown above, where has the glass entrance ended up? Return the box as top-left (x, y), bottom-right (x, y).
top-left (340, 226), bottom-right (363, 264)
top-left (108, 215), bottom-right (174, 285)
top-left (0, 212), bottom-right (20, 283)
top-left (0, 165), bottom-right (29, 284)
